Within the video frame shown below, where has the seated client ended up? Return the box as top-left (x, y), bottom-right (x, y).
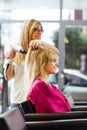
top-left (24, 42), bottom-right (71, 113)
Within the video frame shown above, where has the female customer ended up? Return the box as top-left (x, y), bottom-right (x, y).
top-left (25, 43), bottom-right (71, 113)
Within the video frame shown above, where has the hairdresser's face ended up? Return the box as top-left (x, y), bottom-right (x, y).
top-left (45, 58), bottom-right (59, 75)
top-left (31, 25), bottom-right (43, 40)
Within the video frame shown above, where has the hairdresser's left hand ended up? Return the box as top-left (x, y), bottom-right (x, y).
top-left (29, 40), bottom-right (42, 49)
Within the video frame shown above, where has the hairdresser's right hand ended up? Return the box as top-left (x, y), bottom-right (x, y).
top-left (6, 50), bottom-right (16, 59)
top-left (29, 40), bottom-right (42, 49)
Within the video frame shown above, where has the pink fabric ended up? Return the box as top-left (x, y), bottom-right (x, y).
top-left (28, 78), bottom-right (71, 113)
top-left (0, 83), bottom-right (3, 91)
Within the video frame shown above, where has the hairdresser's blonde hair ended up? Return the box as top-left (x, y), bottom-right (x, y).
top-left (14, 19), bottom-right (43, 65)
top-left (23, 42), bottom-right (59, 99)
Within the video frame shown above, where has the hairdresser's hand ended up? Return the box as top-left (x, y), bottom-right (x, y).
top-left (29, 40), bottom-right (42, 49)
top-left (6, 50), bottom-right (16, 59)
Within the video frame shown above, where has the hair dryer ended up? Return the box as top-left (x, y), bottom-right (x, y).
top-left (10, 44), bottom-right (27, 54)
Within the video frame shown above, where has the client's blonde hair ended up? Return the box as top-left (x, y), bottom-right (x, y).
top-left (23, 42), bottom-right (59, 100)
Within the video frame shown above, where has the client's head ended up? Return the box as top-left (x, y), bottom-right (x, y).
top-left (24, 42), bottom-right (59, 88)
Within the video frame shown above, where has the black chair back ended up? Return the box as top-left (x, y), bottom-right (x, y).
top-left (20, 100), bottom-right (35, 114)
top-left (25, 111), bottom-right (87, 121)
top-left (26, 119), bottom-right (87, 130)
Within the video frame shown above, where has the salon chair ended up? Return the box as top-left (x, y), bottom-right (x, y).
top-left (20, 99), bottom-right (87, 114)
top-left (25, 111), bottom-right (87, 122)
top-left (26, 118), bottom-right (87, 130)
top-left (0, 108), bottom-right (28, 130)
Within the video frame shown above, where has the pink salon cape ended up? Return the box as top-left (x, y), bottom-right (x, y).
top-left (28, 78), bottom-right (71, 113)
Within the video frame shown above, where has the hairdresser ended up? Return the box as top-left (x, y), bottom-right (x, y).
top-left (3, 19), bottom-right (44, 114)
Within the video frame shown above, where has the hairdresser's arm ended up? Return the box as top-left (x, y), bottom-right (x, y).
top-left (29, 40), bottom-right (59, 54)
top-left (3, 50), bottom-right (15, 81)
top-left (29, 40), bottom-right (49, 49)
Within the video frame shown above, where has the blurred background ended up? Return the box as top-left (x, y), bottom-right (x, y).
top-left (0, 0), bottom-right (87, 113)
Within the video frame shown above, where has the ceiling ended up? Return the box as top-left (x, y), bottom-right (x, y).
top-left (0, 0), bottom-right (87, 12)
top-left (0, 0), bottom-right (87, 21)
top-left (0, 0), bottom-right (60, 11)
